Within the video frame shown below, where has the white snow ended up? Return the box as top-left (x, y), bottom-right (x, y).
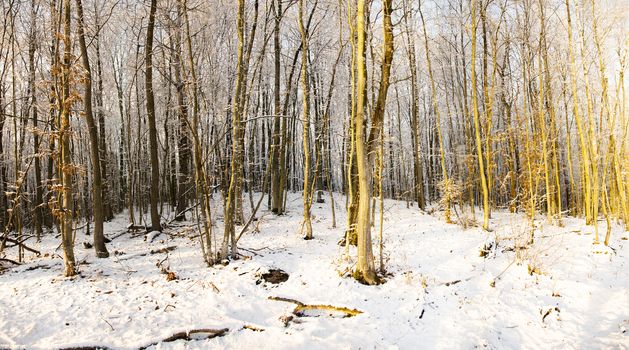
top-left (0, 193), bottom-right (627, 349)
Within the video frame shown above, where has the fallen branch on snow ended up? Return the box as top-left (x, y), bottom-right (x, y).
top-left (1, 237), bottom-right (41, 255)
top-left (242, 324), bottom-right (265, 332)
top-left (139, 328), bottom-right (229, 348)
top-left (115, 246), bottom-right (177, 261)
top-left (0, 257), bottom-right (21, 265)
top-left (57, 328), bottom-right (229, 350)
top-left (269, 296), bottom-right (363, 317)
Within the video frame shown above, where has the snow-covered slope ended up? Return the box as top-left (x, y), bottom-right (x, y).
top-left (0, 193), bottom-right (627, 349)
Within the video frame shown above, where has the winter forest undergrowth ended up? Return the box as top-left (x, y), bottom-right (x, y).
top-left (1, 193), bottom-right (628, 349)
top-left (1, 0), bottom-right (628, 348)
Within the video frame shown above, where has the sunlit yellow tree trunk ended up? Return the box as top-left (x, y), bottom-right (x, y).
top-left (564, 0), bottom-right (592, 224)
top-left (589, 0), bottom-right (628, 230)
top-left (576, 5), bottom-right (600, 242)
top-left (352, 0), bottom-right (393, 285)
top-left (537, 50), bottom-right (553, 221)
top-left (298, 0), bottom-right (313, 239)
top-left (470, 0), bottom-right (490, 231)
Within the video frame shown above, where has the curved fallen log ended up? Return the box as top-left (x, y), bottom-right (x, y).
top-left (269, 296), bottom-right (362, 318)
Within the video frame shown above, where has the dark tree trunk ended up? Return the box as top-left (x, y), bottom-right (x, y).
top-left (145, 0), bottom-right (161, 231)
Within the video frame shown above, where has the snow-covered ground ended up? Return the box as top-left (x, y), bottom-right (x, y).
top-left (1, 193), bottom-right (627, 349)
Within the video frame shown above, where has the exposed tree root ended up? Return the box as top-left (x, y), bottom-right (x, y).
top-left (352, 269), bottom-right (382, 285)
top-left (269, 296), bottom-right (363, 318)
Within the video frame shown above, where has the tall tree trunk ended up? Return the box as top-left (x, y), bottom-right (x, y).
top-left (470, 0), bottom-right (490, 231)
top-left (145, 0), bottom-right (161, 232)
top-left (402, 0), bottom-right (425, 211)
top-left (76, 0), bottom-right (109, 258)
top-left (59, 0), bottom-right (77, 276)
top-left (298, 0), bottom-right (313, 240)
top-left (589, 0), bottom-right (628, 230)
top-left (28, 0), bottom-right (44, 239)
top-left (576, 7), bottom-right (599, 241)
top-left (0, 91), bottom-right (5, 233)
top-left (222, 0), bottom-right (246, 260)
top-left (271, 0), bottom-right (284, 214)
top-left (419, 2), bottom-right (451, 223)
top-left (564, 0), bottom-right (592, 223)
top-left (180, 0), bottom-right (214, 264)
top-left (352, 0), bottom-right (392, 285)
top-left (173, 5), bottom-right (192, 221)
top-left (93, 9), bottom-right (113, 221)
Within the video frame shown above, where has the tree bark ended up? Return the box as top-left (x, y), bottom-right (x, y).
top-left (470, 0), bottom-right (490, 231)
top-left (60, 0), bottom-right (77, 276)
top-left (298, 0), bottom-right (313, 240)
top-left (145, 0), bottom-right (161, 232)
top-left (271, 0), bottom-right (284, 214)
top-left (76, 0), bottom-right (109, 258)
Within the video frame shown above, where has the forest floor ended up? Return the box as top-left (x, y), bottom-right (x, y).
top-left (0, 193), bottom-right (628, 349)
